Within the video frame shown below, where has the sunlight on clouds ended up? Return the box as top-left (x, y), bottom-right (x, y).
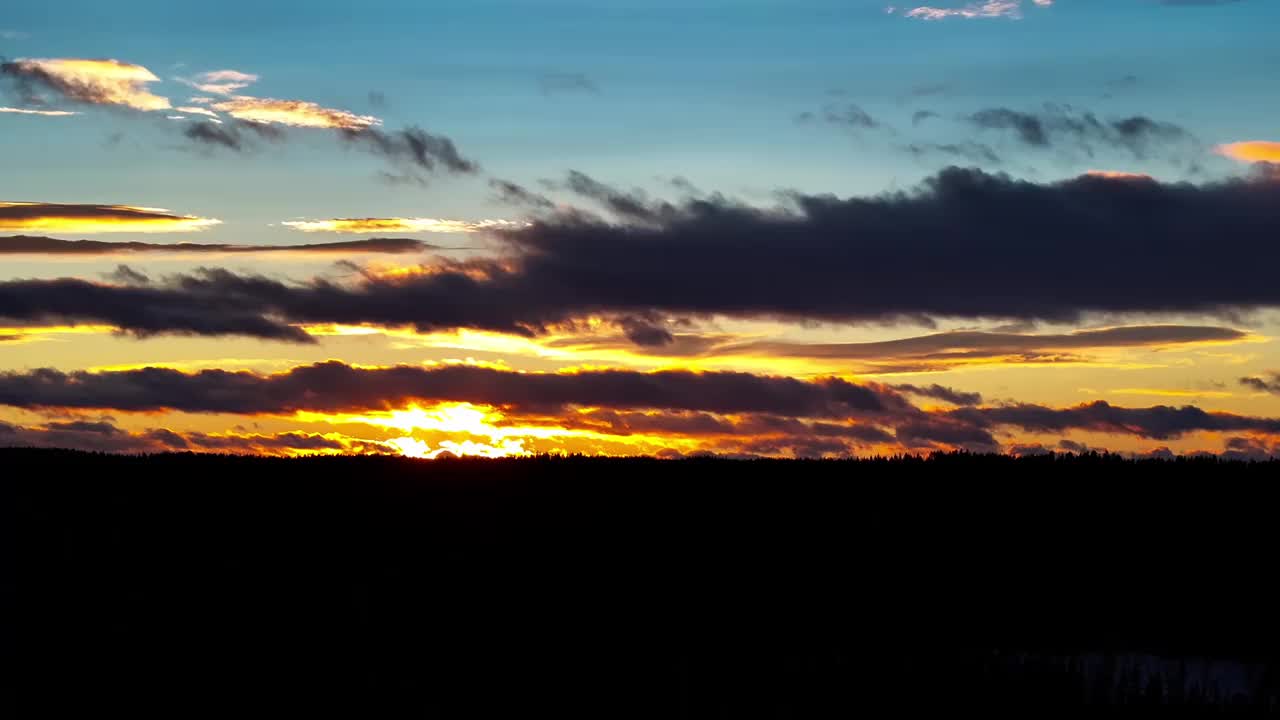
top-left (1215, 141), bottom-right (1280, 165)
top-left (4, 58), bottom-right (171, 111)
top-left (282, 218), bottom-right (526, 233)
top-left (210, 97), bottom-right (380, 129)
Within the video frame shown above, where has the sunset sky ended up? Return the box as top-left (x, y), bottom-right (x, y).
top-left (3, 0), bottom-right (1280, 459)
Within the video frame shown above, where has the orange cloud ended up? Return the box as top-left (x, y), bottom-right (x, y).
top-left (0, 201), bottom-right (220, 233)
top-left (210, 97), bottom-right (379, 129)
top-left (1084, 170), bottom-right (1153, 181)
top-left (281, 217), bottom-right (525, 233)
top-left (2, 58), bottom-right (170, 111)
top-left (0, 106), bottom-right (79, 116)
top-left (1215, 141), bottom-right (1280, 164)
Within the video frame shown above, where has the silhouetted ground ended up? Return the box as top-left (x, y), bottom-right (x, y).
top-left (6, 449), bottom-right (1279, 715)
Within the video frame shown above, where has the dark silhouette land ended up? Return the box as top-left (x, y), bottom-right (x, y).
top-left (6, 449), bottom-right (1279, 715)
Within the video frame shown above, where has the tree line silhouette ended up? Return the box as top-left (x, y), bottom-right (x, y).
top-left (6, 448), bottom-right (1279, 715)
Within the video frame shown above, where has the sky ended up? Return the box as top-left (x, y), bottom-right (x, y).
top-left (2, 0), bottom-right (1280, 459)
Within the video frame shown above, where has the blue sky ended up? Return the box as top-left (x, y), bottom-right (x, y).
top-left (3, 0), bottom-right (1277, 246)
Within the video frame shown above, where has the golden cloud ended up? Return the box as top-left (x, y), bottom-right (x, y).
top-left (0, 106), bottom-right (79, 116)
top-left (1215, 141), bottom-right (1280, 164)
top-left (210, 97), bottom-right (379, 129)
top-left (3, 58), bottom-right (171, 111)
top-left (0, 201), bottom-right (220, 234)
top-left (281, 217), bottom-right (525, 233)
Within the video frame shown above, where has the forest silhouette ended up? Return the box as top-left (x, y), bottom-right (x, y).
top-left (6, 448), bottom-right (1279, 715)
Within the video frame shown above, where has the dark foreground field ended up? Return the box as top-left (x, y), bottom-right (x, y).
top-left (5, 449), bottom-right (1279, 715)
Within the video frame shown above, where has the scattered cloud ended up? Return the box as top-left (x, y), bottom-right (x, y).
top-left (796, 103), bottom-right (881, 130)
top-left (340, 126), bottom-right (479, 177)
top-left (968, 106), bottom-right (1195, 159)
top-left (538, 73), bottom-right (600, 95)
top-left (1240, 372), bottom-right (1280, 395)
top-left (891, 0), bottom-right (1052, 21)
top-left (0, 201), bottom-right (219, 234)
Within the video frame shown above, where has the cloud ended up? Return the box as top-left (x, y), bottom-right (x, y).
top-left (1, 58), bottom-right (170, 111)
top-left (893, 0), bottom-right (1052, 21)
top-left (4, 168), bottom-right (1280, 340)
top-left (911, 110), bottom-right (939, 126)
top-left (1216, 141), bottom-right (1280, 164)
top-left (904, 141), bottom-right (1001, 165)
top-left (795, 103), bottom-right (881, 130)
top-left (1084, 169), bottom-right (1153, 180)
top-left (281, 218), bottom-right (523, 234)
top-left (950, 400), bottom-right (1280, 440)
top-left (176, 69), bottom-right (258, 96)
top-left (489, 179), bottom-right (555, 209)
top-left (538, 73), bottom-right (600, 95)
top-left (0, 235), bottom-right (431, 255)
top-left (1240, 372), bottom-right (1280, 395)
top-left (0, 202), bottom-right (219, 234)
top-left (208, 96), bottom-right (379, 129)
top-left (968, 106), bottom-right (1194, 159)
top-left (0, 361), bottom-right (903, 417)
top-left (0, 106), bottom-right (78, 116)
top-left (0, 418), bottom-right (389, 456)
top-left (892, 384), bottom-right (984, 406)
top-left (182, 119), bottom-right (285, 152)
top-left (340, 126), bottom-right (479, 176)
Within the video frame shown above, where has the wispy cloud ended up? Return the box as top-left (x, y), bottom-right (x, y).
top-left (282, 218), bottom-right (524, 234)
top-left (0, 106), bottom-right (78, 116)
top-left (0, 201), bottom-right (219, 234)
top-left (176, 69), bottom-right (259, 96)
top-left (891, 0), bottom-right (1052, 21)
top-left (0, 58), bottom-right (170, 111)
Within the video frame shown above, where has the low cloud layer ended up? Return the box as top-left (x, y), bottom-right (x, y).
top-left (2, 168), bottom-right (1280, 340)
top-left (0, 361), bottom-right (1275, 456)
top-left (0, 235), bottom-right (430, 255)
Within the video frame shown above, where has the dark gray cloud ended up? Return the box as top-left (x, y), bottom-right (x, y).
top-left (951, 401), bottom-right (1280, 440)
top-left (489, 179), bottom-right (555, 209)
top-left (892, 384), bottom-right (983, 406)
top-left (0, 235), bottom-right (431, 255)
top-left (341, 126), bottom-right (479, 177)
top-left (538, 73), bottom-right (600, 95)
top-left (904, 141), bottom-right (1000, 165)
top-left (1240, 372), bottom-right (1280, 395)
top-left (911, 110), bottom-right (940, 126)
top-left (0, 418), bottom-right (385, 455)
top-left (183, 120), bottom-right (286, 153)
top-left (796, 103), bottom-right (881, 130)
top-left (968, 106), bottom-right (1195, 159)
top-left (4, 169), bottom-right (1280, 340)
